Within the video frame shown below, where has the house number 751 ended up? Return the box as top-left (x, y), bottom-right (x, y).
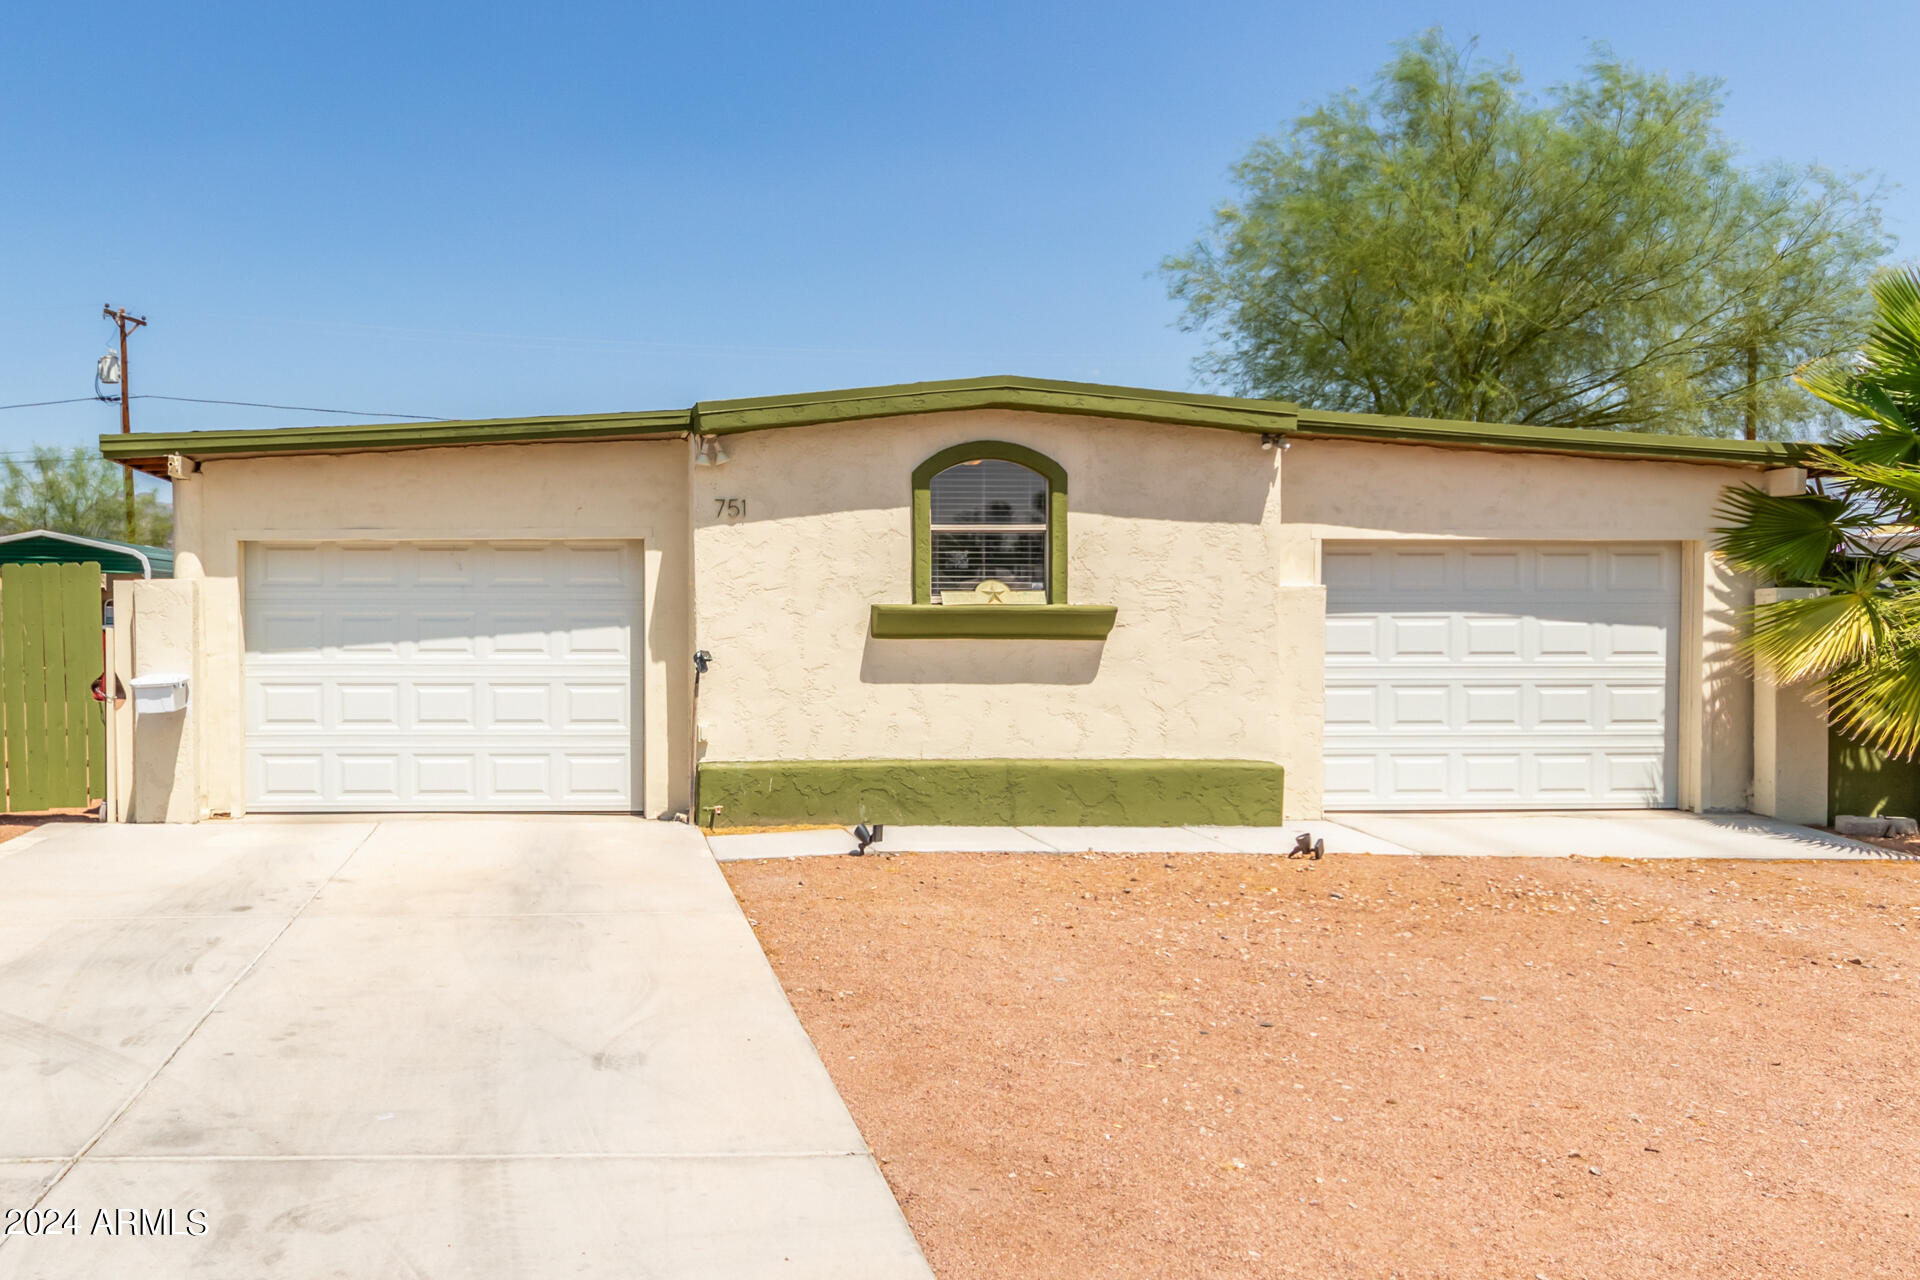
top-left (714, 498), bottom-right (747, 518)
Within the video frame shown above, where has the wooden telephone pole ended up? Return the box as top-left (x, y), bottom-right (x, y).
top-left (102, 305), bottom-right (147, 541)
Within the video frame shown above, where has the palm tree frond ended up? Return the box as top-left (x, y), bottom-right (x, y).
top-left (1712, 482), bottom-right (1862, 582)
top-left (1825, 394), bottom-right (1920, 465)
top-left (1743, 587), bottom-right (1895, 683)
top-left (1861, 266), bottom-right (1920, 400)
top-left (1774, 266), bottom-right (1920, 760)
top-left (1829, 647), bottom-right (1920, 760)
top-left (1803, 446), bottom-right (1920, 527)
top-left (1797, 359), bottom-right (1917, 437)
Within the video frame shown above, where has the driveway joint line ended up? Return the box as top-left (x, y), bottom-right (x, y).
top-left (0, 913), bottom-right (319, 924)
top-left (2, 821), bottom-right (384, 1244)
top-left (76, 1150), bottom-right (874, 1162)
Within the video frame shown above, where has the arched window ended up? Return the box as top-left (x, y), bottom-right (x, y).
top-left (929, 458), bottom-right (1048, 602)
top-left (911, 442), bottom-right (1067, 604)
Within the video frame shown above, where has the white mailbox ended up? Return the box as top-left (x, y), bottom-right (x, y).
top-left (130, 673), bottom-right (190, 715)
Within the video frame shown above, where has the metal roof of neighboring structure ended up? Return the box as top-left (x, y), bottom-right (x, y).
top-left (0, 529), bottom-right (173, 577)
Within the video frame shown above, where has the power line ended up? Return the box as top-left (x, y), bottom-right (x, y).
top-left (0, 394), bottom-right (446, 420)
top-left (132, 395), bottom-right (445, 420)
top-left (0, 397), bottom-right (108, 412)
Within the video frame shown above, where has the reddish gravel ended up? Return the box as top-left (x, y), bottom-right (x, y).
top-left (725, 851), bottom-right (1920, 1280)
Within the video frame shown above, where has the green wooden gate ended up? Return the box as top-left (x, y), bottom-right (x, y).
top-left (0, 562), bottom-right (104, 812)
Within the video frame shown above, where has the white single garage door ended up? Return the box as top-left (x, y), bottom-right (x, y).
top-left (1322, 542), bottom-right (1679, 810)
top-left (244, 541), bottom-right (640, 812)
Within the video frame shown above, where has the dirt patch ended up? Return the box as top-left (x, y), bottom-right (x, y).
top-left (726, 852), bottom-right (1920, 1279)
top-left (0, 806), bottom-right (98, 844)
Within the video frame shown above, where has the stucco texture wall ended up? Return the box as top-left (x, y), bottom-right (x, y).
top-left (172, 440), bottom-right (693, 817)
top-left (690, 410), bottom-right (1290, 786)
top-left (1281, 439), bottom-right (1766, 813)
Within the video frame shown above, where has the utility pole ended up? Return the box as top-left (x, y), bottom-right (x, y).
top-left (102, 305), bottom-right (147, 541)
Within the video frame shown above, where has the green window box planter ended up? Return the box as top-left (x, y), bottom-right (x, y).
top-left (869, 603), bottom-right (1118, 640)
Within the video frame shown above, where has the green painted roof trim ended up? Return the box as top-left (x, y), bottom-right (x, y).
top-left (98, 408), bottom-right (693, 472)
top-left (1292, 408), bottom-right (1802, 466)
top-left (99, 374), bottom-right (1805, 472)
top-left (692, 375), bottom-right (1300, 436)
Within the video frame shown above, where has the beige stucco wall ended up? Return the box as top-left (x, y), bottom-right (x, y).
top-left (1281, 439), bottom-right (1772, 813)
top-left (116, 578), bottom-right (198, 822)
top-left (168, 440), bottom-right (693, 817)
top-left (1750, 587), bottom-right (1830, 825)
top-left (690, 410), bottom-right (1293, 785)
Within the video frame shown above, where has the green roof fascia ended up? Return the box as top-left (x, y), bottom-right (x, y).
top-left (691, 375), bottom-right (1302, 437)
top-left (94, 375), bottom-right (1813, 473)
top-left (98, 408), bottom-right (695, 468)
top-left (1292, 409), bottom-right (1805, 467)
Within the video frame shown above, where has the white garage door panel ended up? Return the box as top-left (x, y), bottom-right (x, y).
top-left (244, 541), bottom-right (640, 812)
top-left (1323, 543), bottom-right (1678, 810)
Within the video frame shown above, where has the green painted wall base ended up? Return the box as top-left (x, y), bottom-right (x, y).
top-left (697, 758), bottom-right (1285, 828)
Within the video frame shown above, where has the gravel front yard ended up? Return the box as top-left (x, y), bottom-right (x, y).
top-left (725, 851), bottom-right (1920, 1279)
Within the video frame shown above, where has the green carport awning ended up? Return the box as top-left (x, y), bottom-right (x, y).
top-left (0, 530), bottom-right (173, 577)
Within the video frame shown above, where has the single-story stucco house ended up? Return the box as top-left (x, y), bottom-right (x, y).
top-left (95, 375), bottom-right (1822, 827)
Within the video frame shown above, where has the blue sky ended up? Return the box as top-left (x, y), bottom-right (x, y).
top-left (3, 0), bottom-right (1914, 472)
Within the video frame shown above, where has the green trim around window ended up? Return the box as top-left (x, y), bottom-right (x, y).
top-left (870, 603), bottom-right (1117, 640)
top-left (912, 440), bottom-right (1069, 605)
top-left (696, 758), bottom-right (1285, 827)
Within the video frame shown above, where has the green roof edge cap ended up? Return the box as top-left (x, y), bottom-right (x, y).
top-left (1292, 409), bottom-right (1803, 466)
top-left (99, 409), bottom-right (694, 465)
top-left (694, 375), bottom-right (1300, 436)
top-left (97, 374), bottom-right (1807, 470)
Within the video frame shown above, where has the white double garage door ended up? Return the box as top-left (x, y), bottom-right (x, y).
top-left (1322, 542), bottom-right (1680, 810)
top-left (244, 541), bottom-right (640, 812)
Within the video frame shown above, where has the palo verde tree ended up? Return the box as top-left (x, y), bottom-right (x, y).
top-left (0, 446), bottom-right (172, 546)
top-left (1164, 32), bottom-right (1890, 439)
top-left (1716, 267), bottom-right (1920, 756)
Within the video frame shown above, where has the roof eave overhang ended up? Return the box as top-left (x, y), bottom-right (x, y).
top-left (1291, 412), bottom-right (1804, 468)
top-left (99, 410), bottom-right (695, 476)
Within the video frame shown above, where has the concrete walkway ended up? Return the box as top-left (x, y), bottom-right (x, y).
top-left (707, 820), bottom-right (1417, 860)
top-left (0, 818), bottom-right (931, 1279)
top-left (707, 811), bottom-right (1899, 862)
top-left (1334, 809), bottom-right (1904, 861)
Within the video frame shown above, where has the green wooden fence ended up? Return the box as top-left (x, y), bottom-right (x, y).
top-left (0, 562), bottom-right (104, 812)
top-left (1829, 727), bottom-right (1920, 825)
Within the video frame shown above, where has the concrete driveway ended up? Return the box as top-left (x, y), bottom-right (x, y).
top-left (0, 818), bottom-right (931, 1279)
